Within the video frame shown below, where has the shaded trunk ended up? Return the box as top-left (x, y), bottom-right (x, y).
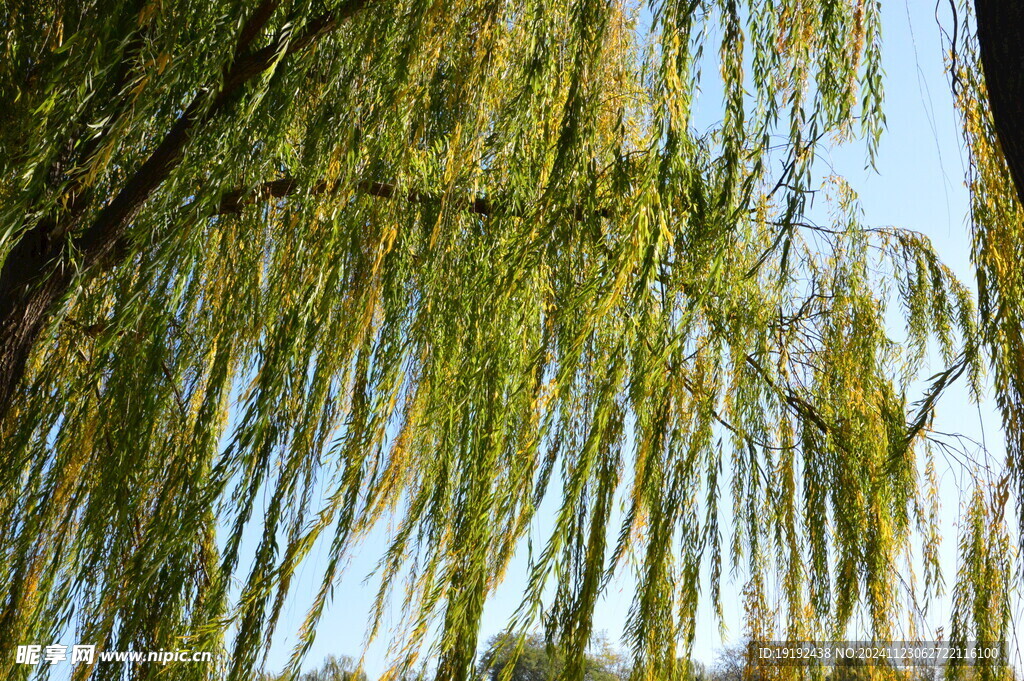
top-left (0, 245), bottom-right (72, 415)
top-left (975, 0), bottom-right (1024, 205)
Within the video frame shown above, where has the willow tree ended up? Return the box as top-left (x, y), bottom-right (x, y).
top-left (0, 2), bottom-right (1015, 681)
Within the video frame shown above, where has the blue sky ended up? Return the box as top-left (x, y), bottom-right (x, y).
top-left (256, 1), bottom-right (1018, 677)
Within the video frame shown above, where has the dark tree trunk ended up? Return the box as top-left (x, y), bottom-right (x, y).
top-left (975, 0), bottom-right (1024, 205)
top-left (0, 246), bottom-right (73, 415)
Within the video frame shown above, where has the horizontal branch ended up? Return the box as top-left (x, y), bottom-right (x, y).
top-left (217, 178), bottom-right (497, 216)
top-left (215, 176), bottom-right (613, 221)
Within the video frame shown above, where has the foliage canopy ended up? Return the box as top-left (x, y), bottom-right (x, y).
top-left (0, 1), bottom-right (1018, 680)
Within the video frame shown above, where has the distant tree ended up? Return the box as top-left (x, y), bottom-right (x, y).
top-left (708, 645), bottom-right (747, 681)
top-left (263, 655), bottom-right (367, 681)
top-left (478, 634), bottom-right (628, 681)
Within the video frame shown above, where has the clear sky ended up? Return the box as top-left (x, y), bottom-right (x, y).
top-left (257, 1), bottom-right (1017, 677)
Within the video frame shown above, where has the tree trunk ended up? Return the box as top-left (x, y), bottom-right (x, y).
top-left (0, 242), bottom-right (73, 416)
top-left (974, 0), bottom-right (1024, 205)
